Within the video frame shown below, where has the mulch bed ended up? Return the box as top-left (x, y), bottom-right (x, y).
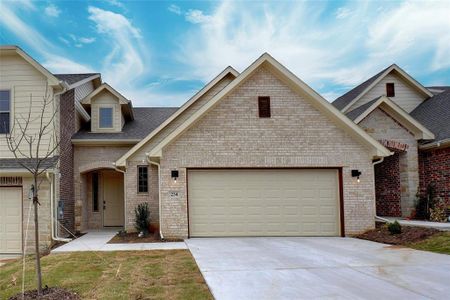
top-left (356, 224), bottom-right (440, 245)
top-left (108, 232), bottom-right (183, 244)
top-left (9, 286), bottom-right (80, 300)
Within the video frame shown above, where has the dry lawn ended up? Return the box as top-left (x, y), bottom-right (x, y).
top-left (0, 250), bottom-right (212, 300)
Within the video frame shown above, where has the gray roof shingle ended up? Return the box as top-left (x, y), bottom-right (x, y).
top-left (332, 65), bottom-right (392, 111)
top-left (0, 156), bottom-right (59, 170)
top-left (345, 97), bottom-right (381, 121)
top-left (54, 73), bottom-right (100, 85)
top-left (411, 90), bottom-right (450, 143)
top-left (72, 107), bottom-right (178, 140)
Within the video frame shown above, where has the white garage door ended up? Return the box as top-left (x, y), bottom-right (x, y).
top-left (188, 169), bottom-right (340, 237)
top-left (0, 187), bottom-right (22, 254)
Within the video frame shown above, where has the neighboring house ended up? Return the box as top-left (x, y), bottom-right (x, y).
top-left (1, 46), bottom-right (448, 255)
top-left (0, 46), bottom-right (100, 254)
top-left (333, 64), bottom-right (449, 217)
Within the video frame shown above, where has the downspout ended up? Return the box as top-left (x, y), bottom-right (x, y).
top-left (112, 164), bottom-right (126, 230)
top-left (372, 157), bottom-right (391, 223)
top-left (146, 153), bottom-right (164, 240)
top-left (45, 171), bottom-right (71, 242)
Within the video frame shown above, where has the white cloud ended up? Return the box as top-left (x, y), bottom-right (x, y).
top-left (168, 4), bottom-right (182, 15)
top-left (185, 9), bottom-right (212, 24)
top-left (42, 56), bottom-right (94, 73)
top-left (44, 4), bottom-right (61, 17)
top-left (104, 0), bottom-right (125, 9)
top-left (79, 37), bottom-right (96, 44)
top-left (174, 0), bottom-right (450, 99)
top-left (367, 1), bottom-right (450, 71)
top-left (335, 7), bottom-right (351, 19)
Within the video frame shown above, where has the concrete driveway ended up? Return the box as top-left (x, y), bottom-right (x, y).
top-left (186, 237), bottom-right (450, 300)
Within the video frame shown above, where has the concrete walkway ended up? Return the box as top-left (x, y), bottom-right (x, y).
top-left (52, 230), bottom-right (187, 253)
top-left (187, 237), bottom-right (450, 300)
top-left (382, 217), bottom-right (450, 231)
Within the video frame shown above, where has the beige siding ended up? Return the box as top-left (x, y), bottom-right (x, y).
top-left (0, 54), bottom-right (58, 159)
top-left (90, 90), bottom-right (123, 132)
top-left (141, 67), bottom-right (376, 238)
top-left (348, 72), bottom-right (426, 113)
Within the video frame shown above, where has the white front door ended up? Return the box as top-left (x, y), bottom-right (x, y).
top-left (188, 169), bottom-right (340, 237)
top-left (0, 187), bottom-right (22, 254)
top-left (102, 172), bottom-right (124, 227)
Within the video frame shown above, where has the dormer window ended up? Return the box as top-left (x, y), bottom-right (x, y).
top-left (386, 83), bottom-right (395, 97)
top-left (99, 107), bottom-right (113, 128)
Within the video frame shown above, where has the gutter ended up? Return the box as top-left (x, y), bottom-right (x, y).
top-left (419, 138), bottom-right (450, 150)
top-left (146, 153), bottom-right (165, 240)
top-left (45, 171), bottom-right (71, 242)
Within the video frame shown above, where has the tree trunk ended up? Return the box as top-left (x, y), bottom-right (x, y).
top-left (33, 177), bottom-right (43, 295)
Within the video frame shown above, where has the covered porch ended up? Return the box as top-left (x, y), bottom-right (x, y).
top-left (78, 167), bottom-right (125, 231)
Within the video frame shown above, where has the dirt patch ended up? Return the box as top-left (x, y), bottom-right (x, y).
top-left (108, 232), bottom-right (183, 244)
top-left (9, 286), bottom-right (80, 300)
top-left (356, 225), bottom-right (441, 245)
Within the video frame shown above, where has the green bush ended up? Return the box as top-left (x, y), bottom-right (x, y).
top-left (388, 221), bottom-right (402, 235)
top-left (135, 203), bottom-right (150, 234)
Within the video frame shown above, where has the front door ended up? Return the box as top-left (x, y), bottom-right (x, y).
top-left (102, 171), bottom-right (124, 227)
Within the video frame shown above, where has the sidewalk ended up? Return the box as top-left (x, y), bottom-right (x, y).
top-left (51, 230), bottom-right (187, 253)
top-left (381, 217), bottom-right (450, 231)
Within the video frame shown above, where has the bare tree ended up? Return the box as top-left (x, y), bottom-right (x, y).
top-left (4, 84), bottom-right (60, 296)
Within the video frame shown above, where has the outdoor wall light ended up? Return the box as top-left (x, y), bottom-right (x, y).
top-left (351, 169), bottom-right (362, 183)
top-left (171, 170), bottom-right (179, 183)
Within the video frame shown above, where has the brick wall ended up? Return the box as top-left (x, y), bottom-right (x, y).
top-left (147, 66), bottom-right (377, 238)
top-left (358, 108), bottom-right (418, 216)
top-left (59, 89), bottom-right (76, 234)
top-left (375, 152), bottom-right (402, 216)
top-left (419, 146), bottom-right (450, 203)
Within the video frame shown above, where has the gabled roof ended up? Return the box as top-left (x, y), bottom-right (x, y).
top-left (54, 73), bottom-right (101, 88)
top-left (426, 86), bottom-right (450, 95)
top-left (116, 53), bottom-right (391, 166)
top-left (115, 66), bottom-right (239, 166)
top-left (346, 96), bottom-right (435, 140)
top-left (411, 89), bottom-right (450, 144)
top-left (0, 45), bottom-right (62, 87)
top-left (81, 83), bottom-right (134, 120)
top-left (333, 64), bottom-right (433, 113)
top-left (72, 107), bottom-right (178, 143)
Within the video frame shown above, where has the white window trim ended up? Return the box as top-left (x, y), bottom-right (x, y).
top-left (98, 105), bottom-right (114, 129)
top-left (0, 87), bottom-right (13, 135)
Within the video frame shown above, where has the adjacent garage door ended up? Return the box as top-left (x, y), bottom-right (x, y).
top-left (188, 169), bottom-right (340, 237)
top-left (0, 187), bottom-right (22, 254)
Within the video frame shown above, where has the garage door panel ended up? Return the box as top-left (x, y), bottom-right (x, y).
top-left (188, 169), bottom-right (339, 237)
top-left (0, 187), bottom-right (22, 254)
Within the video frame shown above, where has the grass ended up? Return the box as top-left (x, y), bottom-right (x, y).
top-left (408, 231), bottom-right (450, 255)
top-left (0, 250), bottom-right (213, 300)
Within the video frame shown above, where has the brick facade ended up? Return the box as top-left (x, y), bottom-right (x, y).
top-left (375, 152), bottom-right (402, 216)
top-left (358, 108), bottom-right (418, 216)
top-left (59, 89), bottom-right (76, 234)
top-left (419, 147), bottom-right (450, 203)
top-left (134, 66), bottom-right (377, 238)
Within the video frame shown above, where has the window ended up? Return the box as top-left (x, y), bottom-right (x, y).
top-left (258, 96), bottom-right (271, 118)
top-left (138, 166), bottom-right (148, 193)
top-left (92, 173), bottom-right (99, 212)
top-left (386, 83), bottom-right (395, 97)
top-left (99, 107), bottom-right (113, 128)
top-left (0, 90), bottom-right (10, 134)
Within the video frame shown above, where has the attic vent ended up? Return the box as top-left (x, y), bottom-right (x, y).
top-left (258, 96), bottom-right (271, 118)
top-left (0, 176), bottom-right (22, 186)
top-left (386, 83), bottom-right (395, 97)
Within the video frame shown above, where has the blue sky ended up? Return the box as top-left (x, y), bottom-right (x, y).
top-left (1, 0), bottom-right (449, 107)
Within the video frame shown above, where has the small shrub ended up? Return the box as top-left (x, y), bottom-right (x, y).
top-left (388, 221), bottom-right (402, 235)
top-left (135, 203), bottom-right (150, 235)
top-left (117, 229), bottom-right (127, 237)
top-left (429, 197), bottom-right (447, 222)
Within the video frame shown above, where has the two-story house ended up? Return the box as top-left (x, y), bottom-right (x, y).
top-left (1, 46), bottom-right (448, 256)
